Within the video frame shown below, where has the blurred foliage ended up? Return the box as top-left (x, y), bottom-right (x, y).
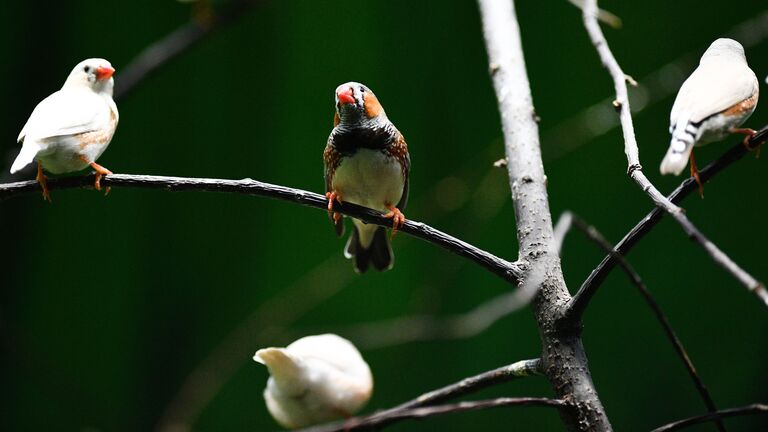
top-left (1, 0), bottom-right (767, 430)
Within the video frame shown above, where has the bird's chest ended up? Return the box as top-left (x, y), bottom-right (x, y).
top-left (332, 149), bottom-right (404, 211)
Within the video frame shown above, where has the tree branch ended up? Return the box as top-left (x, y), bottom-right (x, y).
top-left (565, 127), bottom-right (768, 323)
top-left (477, 0), bottom-right (611, 430)
top-left (297, 397), bottom-right (566, 432)
top-left (651, 403), bottom-right (768, 432)
top-left (114, 0), bottom-right (260, 101)
top-left (556, 212), bottom-right (726, 432)
top-left (567, 0), bottom-right (767, 323)
top-left (0, 173), bottom-right (525, 284)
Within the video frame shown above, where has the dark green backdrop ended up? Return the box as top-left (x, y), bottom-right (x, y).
top-left (2, 0), bottom-right (767, 430)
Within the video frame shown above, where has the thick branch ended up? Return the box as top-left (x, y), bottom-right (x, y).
top-left (477, 0), bottom-right (611, 430)
top-left (572, 0), bottom-right (766, 320)
top-left (115, 0), bottom-right (260, 100)
top-left (558, 212), bottom-right (726, 432)
top-left (298, 397), bottom-right (567, 432)
top-left (0, 173), bottom-right (525, 284)
top-left (651, 404), bottom-right (768, 432)
top-left (566, 128), bottom-right (768, 322)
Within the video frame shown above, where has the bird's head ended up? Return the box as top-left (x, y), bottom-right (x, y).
top-left (702, 38), bottom-right (746, 63)
top-left (334, 82), bottom-right (387, 126)
top-left (64, 58), bottom-right (116, 95)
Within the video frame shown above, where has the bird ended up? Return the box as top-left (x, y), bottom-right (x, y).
top-left (253, 334), bottom-right (373, 429)
top-left (660, 38), bottom-right (759, 195)
top-left (11, 58), bottom-right (119, 202)
top-left (323, 82), bottom-right (410, 273)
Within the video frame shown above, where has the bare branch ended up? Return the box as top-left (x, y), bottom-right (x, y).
top-left (477, 0), bottom-right (611, 429)
top-left (114, 0), bottom-right (260, 101)
top-left (557, 212), bottom-right (726, 432)
top-left (297, 397), bottom-right (567, 432)
top-left (0, 173), bottom-right (525, 284)
top-left (571, 0), bottom-right (766, 320)
top-left (566, 128), bottom-right (768, 322)
top-left (651, 403), bottom-right (768, 432)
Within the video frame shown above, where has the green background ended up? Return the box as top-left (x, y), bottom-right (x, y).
top-left (2, 0), bottom-right (767, 430)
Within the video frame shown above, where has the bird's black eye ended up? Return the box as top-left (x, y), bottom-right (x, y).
top-left (84, 66), bottom-right (91, 73)
top-left (359, 86), bottom-right (365, 93)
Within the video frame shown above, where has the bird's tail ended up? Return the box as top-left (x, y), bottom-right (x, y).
top-left (10, 141), bottom-right (40, 174)
top-left (660, 117), bottom-right (697, 176)
top-left (253, 348), bottom-right (305, 395)
top-left (344, 224), bottom-right (393, 273)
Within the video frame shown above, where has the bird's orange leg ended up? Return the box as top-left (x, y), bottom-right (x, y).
top-left (731, 127), bottom-right (760, 157)
top-left (36, 162), bottom-right (51, 203)
top-left (79, 156), bottom-right (112, 194)
top-left (383, 205), bottom-right (406, 239)
top-left (689, 150), bottom-right (704, 199)
top-left (326, 191), bottom-right (343, 224)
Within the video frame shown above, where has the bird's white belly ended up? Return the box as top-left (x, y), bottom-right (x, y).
top-left (36, 132), bottom-right (112, 174)
top-left (696, 110), bottom-right (753, 146)
top-left (332, 149), bottom-right (404, 212)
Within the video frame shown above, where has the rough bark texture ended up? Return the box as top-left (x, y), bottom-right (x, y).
top-left (477, 0), bottom-right (612, 430)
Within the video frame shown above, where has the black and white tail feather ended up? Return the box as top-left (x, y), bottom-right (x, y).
top-left (344, 225), bottom-right (393, 274)
top-left (660, 115), bottom-right (699, 175)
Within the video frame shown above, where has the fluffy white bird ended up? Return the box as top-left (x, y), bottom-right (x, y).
top-left (11, 58), bottom-right (119, 201)
top-left (660, 38), bottom-right (758, 189)
top-left (253, 334), bottom-right (373, 429)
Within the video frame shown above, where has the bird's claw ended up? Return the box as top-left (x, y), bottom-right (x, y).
top-left (36, 163), bottom-right (51, 203)
top-left (326, 191), bottom-right (343, 224)
top-left (732, 128), bottom-right (760, 158)
top-left (383, 206), bottom-right (406, 239)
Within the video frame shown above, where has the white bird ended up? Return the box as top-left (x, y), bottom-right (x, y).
top-left (11, 58), bottom-right (119, 201)
top-left (660, 38), bottom-right (759, 190)
top-left (253, 334), bottom-right (373, 429)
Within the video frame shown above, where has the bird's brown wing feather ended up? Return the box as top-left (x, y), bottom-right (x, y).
top-left (323, 141), bottom-right (345, 237)
top-left (390, 132), bottom-right (410, 210)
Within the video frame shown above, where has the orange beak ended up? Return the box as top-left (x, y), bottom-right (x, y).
top-left (95, 65), bottom-right (115, 80)
top-left (337, 85), bottom-right (355, 105)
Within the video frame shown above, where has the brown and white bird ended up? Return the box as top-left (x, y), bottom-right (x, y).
top-left (660, 38), bottom-right (758, 192)
top-left (324, 82), bottom-right (410, 273)
top-left (11, 58), bottom-right (119, 201)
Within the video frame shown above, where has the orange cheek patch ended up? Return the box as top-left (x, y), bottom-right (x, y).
top-left (364, 94), bottom-right (383, 118)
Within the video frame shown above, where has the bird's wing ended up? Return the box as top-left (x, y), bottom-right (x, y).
top-left (393, 133), bottom-right (410, 211)
top-left (670, 61), bottom-right (758, 125)
top-left (323, 141), bottom-right (345, 237)
top-left (18, 89), bottom-right (106, 142)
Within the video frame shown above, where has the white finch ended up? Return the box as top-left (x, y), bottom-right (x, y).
top-left (11, 58), bottom-right (119, 201)
top-left (253, 334), bottom-right (373, 429)
top-left (660, 38), bottom-right (758, 188)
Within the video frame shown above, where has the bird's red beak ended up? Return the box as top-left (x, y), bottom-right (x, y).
top-left (337, 85), bottom-right (355, 105)
top-left (95, 65), bottom-right (115, 80)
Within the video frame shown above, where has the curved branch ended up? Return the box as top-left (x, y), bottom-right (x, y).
top-left (651, 403), bottom-right (768, 432)
top-left (566, 128), bottom-right (768, 322)
top-left (297, 397), bottom-right (567, 432)
top-left (115, 0), bottom-right (261, 101)
top-left (0, 173), bottom-right (525, 284)
top-left (558, 212), bottom-right (726, 432)
top-left (567, 0), bottom-right (767, 323)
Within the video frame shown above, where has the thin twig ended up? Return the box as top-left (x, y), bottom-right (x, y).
top-left (114, 0), bottom-right (260, 101)
top-left (568, 0), bottom-right (766, 323)
top-left (557, 212), bottom-right (726, 432)
top-left (566, 128), bottom-right (768, 322)
top-left (0, 173), bottom-right (525, 284)
top-left (651, 403), bottom-right (768, 432)
top-left (297, 397), bottom-right (567, 432)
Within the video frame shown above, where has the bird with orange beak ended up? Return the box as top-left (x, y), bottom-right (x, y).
top-left (324, 82), bottom-right (410, 273)
top-left (10, 58), bottom-right (119, 201)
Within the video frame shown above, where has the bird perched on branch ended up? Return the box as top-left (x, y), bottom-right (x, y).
top-left (660, 38), bottom-right (758, 195)
top-left (324, 82), bottom-right (410, 273)
top-left (254, 334), bottom-right (373, 429)
top-left (10, 58), bottom-right (119, 202)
